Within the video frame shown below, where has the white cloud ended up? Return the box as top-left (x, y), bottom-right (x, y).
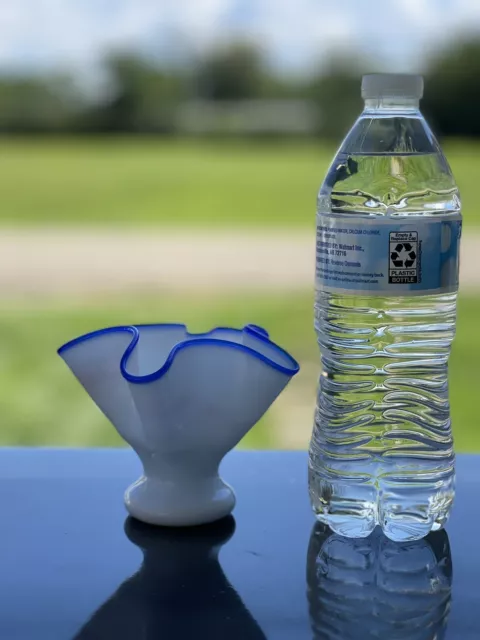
top-left (0, 0), bottom-right (479, 75)
top-left (397, 0), bottom-right (434, 22)
top-left (0, 0), bottom-right (236, 69)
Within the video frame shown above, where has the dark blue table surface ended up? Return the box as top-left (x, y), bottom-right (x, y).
top-left (0, 448), bottom-right (478, 639)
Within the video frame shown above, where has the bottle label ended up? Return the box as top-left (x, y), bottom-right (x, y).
top-left (316, 215), bottom-right (462, 295)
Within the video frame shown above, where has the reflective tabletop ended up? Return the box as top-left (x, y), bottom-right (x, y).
top-left (0, 449), bottom-right (478, 639)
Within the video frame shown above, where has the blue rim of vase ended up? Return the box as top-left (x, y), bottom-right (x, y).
top-left (58, 323), bottom-right (300, 383)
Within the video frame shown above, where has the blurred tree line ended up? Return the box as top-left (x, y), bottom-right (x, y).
top-left (0, 39), bottom-right (478, 138)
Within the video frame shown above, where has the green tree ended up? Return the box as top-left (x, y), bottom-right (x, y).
top-left (0, 74), bottom-right (78, 133)
top-left (307, 58), bottom-right (365, 140)
top-left (84, 53), bottom-right (186, 134)
top-left (194, 43), bottom-right (266, 101)
top-left (423, 39), bottom-right (480, 138)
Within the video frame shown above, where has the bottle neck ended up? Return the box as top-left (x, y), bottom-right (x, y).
top-left (363, 97), bottom-right (420, 113)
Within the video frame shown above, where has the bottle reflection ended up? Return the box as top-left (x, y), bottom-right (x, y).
top-left (307, 523), bottom-right (452, 640)
top-left (75, 516), bottom-right (266, 640)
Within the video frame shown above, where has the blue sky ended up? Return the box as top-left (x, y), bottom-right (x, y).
top-left (0, 0), bottom-right (479, 76)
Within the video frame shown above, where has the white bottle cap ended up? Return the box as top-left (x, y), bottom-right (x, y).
top-left (361, 73), bottom-right (424, 100)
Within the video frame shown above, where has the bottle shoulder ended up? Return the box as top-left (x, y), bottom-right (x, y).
top-left (318, 112), bottom-right (460, 217)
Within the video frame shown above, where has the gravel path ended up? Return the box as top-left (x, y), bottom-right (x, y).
top-left (3, 227), bottom-right (479, 296)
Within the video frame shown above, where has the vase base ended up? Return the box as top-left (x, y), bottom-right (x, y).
top-left (124, 475), bottom-right (236, 527)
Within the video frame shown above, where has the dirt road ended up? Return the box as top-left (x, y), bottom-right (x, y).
top-left (3, 227), bottom-right (479, 296)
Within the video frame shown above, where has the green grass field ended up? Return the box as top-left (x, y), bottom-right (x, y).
top-left (0, 138), bottom-right (476, 228)
top-left (1, 292), bottom-right (479, 451)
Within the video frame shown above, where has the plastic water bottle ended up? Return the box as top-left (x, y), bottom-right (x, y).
top-left (308, 74), bottom-right (462, 542)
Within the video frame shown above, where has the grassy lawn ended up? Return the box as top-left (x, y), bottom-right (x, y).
top-left (1, 292), bottom-right (478, 452)
top-left (0, 138), bottom-right (476, 228)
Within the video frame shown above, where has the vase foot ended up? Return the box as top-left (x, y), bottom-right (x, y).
top-left (124, 474), bottom-right (236, 527)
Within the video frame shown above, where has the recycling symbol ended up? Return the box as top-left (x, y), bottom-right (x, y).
top-left (390, 242), bottom-right (417, 268)
top-left (389, 231), bottom-right (419, 284)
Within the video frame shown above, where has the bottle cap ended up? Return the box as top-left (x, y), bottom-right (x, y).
top-left (361, 73), bottom-right (424, 100)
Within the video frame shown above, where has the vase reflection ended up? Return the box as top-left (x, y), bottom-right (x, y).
top-left (75, 516), bottom-right (266, 640)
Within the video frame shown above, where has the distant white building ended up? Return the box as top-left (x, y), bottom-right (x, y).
top-left (176, 99), bottom-right (318, 135)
